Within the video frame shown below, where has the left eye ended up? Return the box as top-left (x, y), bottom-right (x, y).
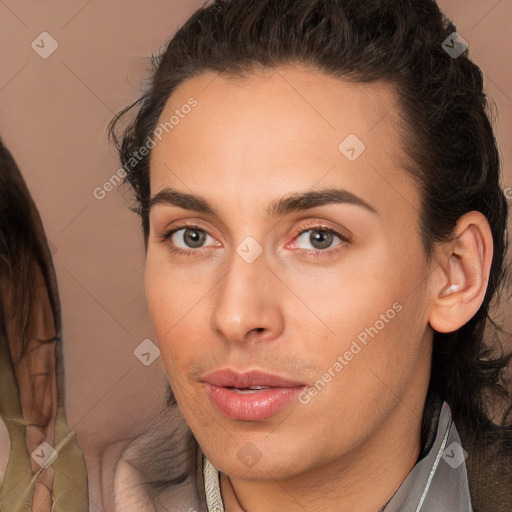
top-left (295, 229), bottom-right (344, 251)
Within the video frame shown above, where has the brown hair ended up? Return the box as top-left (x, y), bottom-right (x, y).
top-left (0, 139), bottom-right (61, 364)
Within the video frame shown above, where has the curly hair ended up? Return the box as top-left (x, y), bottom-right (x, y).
top-left (108, 0), bottom-right (512, 437)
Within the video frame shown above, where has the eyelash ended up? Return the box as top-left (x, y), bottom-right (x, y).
top-left (160, 223), bottom-right (351, 259)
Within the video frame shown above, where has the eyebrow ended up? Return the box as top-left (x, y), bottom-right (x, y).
top-left (148, 187), bottom-right (378, 217)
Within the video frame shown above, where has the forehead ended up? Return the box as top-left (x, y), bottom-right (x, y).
top-left (149, 66), bottom-right (418, 219)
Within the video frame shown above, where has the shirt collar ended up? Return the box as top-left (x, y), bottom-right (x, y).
top-left (383, 399), bottom-right (473, 511)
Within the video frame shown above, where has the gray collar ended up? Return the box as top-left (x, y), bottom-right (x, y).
top-left (202, 401), bottom-right (473, 512)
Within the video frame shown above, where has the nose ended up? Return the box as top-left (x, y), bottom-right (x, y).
top-left (209, 246), bottom-right (284, 346)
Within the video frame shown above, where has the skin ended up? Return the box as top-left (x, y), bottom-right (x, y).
top-left (144, 66), bottom-right (492, 512)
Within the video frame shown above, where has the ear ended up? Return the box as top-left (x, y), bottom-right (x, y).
top-left (428, 211), bottom-right (493, 333)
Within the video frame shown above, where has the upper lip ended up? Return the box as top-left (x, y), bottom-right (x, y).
top-left (201, 369), bottom-right (305, 388)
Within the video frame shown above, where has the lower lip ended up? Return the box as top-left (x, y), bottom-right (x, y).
top-left (204, 383), bottom-right (305, 421)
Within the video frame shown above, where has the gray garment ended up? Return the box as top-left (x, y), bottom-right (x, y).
top-left (201, 401), bottom-right (473, 512)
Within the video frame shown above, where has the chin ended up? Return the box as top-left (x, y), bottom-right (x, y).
top-left (203, 434), bottom-right (316, 481)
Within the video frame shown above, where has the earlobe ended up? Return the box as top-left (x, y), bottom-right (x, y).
top-left (429, 211), bottom-right (493, 334)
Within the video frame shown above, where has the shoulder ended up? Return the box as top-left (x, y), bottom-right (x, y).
top-left (113, 402), bottom-right (205, 511)
top-left (457, 417), bottom-right (512, 512)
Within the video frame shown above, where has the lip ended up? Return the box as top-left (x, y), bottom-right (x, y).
top-left (201, 369), bottom-right (306, 421)
top-left (201, 369), bottom-right (305, 388)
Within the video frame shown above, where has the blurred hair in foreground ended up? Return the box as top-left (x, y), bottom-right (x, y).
top-left (0, 138), bottom-right (88, 511)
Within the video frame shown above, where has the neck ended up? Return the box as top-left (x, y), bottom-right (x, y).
top-left (220, 399), bottom-right (426, 512)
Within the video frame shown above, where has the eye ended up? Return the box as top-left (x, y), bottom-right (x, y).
top-left (171, 227), bottom-right (214, 248)
top-left (159, 222), bottom-right (350, 259)
top-left (289, 225), bottom-right (351, 257)
top-left (161, 224), bottom-right (220, 257)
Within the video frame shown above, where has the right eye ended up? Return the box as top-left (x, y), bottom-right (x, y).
top-left (161, 224), bottom-right (221, 256)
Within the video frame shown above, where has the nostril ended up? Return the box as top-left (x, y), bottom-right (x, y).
top-left (248, 327), bottom-right (265, 336)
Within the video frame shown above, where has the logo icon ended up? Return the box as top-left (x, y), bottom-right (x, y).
top-left (237, 442), bottom-right (263, 468)
top-left (236, 236), bottom-right (263, 263)
top-left (134, 338), bottom-right (161, 366)
top-left (31, 442), bottom-right (58, 469)
top-left (31, 32), bottom-right (59, 59)
top-left (339, 134), bottom-right (366, 162)
top-left (442, 442), bottom-right (468, 469)
top-left (442, 32), bottom-right (469, 59)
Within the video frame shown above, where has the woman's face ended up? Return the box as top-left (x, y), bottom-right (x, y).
top-left (144, 66), bottom-right (437, 479)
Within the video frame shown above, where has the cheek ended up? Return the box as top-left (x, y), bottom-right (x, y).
top-left (295, 249), bottom-right (430, 384)
top-left (312, 266), bottom-right (430, 409)
top-left (144, 257), bottom-right (198, 369)
top-left (287, 253), bottom-right (403, 347)
top-left (144, 252), bottom-right (220, 401)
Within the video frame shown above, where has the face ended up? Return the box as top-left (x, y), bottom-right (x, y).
top-left (145, 66), bottom-right (436, 480)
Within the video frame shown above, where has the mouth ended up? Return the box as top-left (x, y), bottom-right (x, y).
top-left (201, 369), bottom-right (307, 421)
top-left (225, 385), bottom-right (273, 394)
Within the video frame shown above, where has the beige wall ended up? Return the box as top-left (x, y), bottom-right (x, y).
top-left (1, 0), bottom-right (511, 483)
